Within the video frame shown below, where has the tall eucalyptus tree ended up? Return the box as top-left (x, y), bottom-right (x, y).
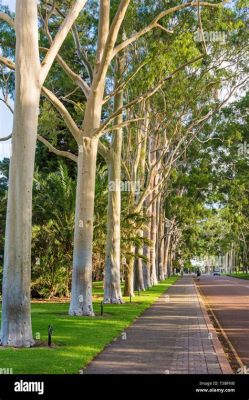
top-left (0, 0), bottom-right (87, 347)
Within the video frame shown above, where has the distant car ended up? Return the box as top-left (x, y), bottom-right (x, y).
top-left (213, 269), bottom-right (221, 276)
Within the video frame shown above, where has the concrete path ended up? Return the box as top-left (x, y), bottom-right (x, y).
top-left (84, 276), bottom-right (231, 374)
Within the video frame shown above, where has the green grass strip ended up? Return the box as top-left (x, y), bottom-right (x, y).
top-left (0, 276), bottom-right (178, 374)
top-left (226, 273), bottom-right (249, 280)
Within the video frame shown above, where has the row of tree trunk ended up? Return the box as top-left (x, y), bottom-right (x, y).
top-left (0, 0), bottom-right (230, 347)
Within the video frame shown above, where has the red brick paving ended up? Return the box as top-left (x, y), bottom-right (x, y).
top-left (84, 277), bottom-right (228, 374)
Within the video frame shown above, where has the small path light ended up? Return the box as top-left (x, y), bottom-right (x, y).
top-left (100, 301), bottom-right (104, 316)
top-left (48, 325), bottom-right (54, 347)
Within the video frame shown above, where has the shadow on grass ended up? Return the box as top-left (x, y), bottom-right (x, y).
top-left (0, 277), bottom-right (178, 373)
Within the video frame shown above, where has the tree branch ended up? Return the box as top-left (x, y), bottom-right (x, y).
top-left (40, 47), bottom-right (90, 98)
top-left (197, 0), bottom-right (208, 54)
top-left (94, 54), bottom-right (204, 138)
top-left (60, 96), bottom-right (84, 112)
top-left (0, 98), bottom-right (13, 114)
top-left (55, 54), bottom-right (90, 98)
top-left (103, 59), bottom-right (148, 104)
top-left (0, 12), bottom-right (15, 29)
top-left (156, 24), bottom-right (173, 34)
top-left (41, 86), bottom-right (81, 143)
top-left (0, 56), bottom-right (81, 143)
top-left (98, 140), bottom-right (110, 161)
top-left (0, 131), bottom-right (78, 162)
top-left (141, 77), bottom-right (249, 210)
top-left (37, 134), bottom-right (78, 162)
top-left (0, 56), bottom-right (15, 70)
top-left (0, 133), bottom-right (12, 142)
top-left (112, 1), bottom-right (224, 57)
top-left (40, 0), bottom-right (87, 85)
top-left (93, 0), bottom-right (130, 89)
top-left (71, 25), bottom-right (93, 81)
top-left (42, 2), bottom-right (94, 80)
top-left (95, 0), bottom-right (110, 71)
top-left (102, 117), bottom-right (145, 135)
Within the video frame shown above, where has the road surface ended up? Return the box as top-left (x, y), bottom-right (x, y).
top-left (197, 275), bottom-right (249, 369)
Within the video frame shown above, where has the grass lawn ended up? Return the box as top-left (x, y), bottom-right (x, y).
top-left (0, 276), bottom-right (178, 374)
top-left (226, 273), bottom-right (249, 280)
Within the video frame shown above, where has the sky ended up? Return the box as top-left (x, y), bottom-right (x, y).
top-left (1, 0), bottom-right (15, 10)
top-left (0, 0), bottom-right (15, 159)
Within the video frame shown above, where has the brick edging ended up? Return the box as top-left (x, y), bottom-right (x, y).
top-left (193, 278), bottom-right (233, 374)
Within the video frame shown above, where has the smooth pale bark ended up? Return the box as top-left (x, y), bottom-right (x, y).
top-left (134, 230), bottom-right (145, 291)
top-left (149, 133), bottom-right (158, 285)
top-left (40, 0), bottom-right (88, 84)
top-left (69, 1), bottom-right (109, 313)
top-left (103, 56), bottom-right (124, 304)
top-left (124, 245), bottom-right (135, 296)
top-left (69, 25), bottom-right (109, 313)
top-left (1, 0), bottom-right (88, 346)
top-left (135, 255), bottom-right (145, 291)
top-left (104, 138), bottom-right (123, 303)
top-left (143, 235), bottom-right (151, 288)
top-left (170, 239), bottom-right (177, 275)
top-left (69, 0), bottom-right (114, 314)
top-left (143, 196), bottom-right (152, 288)
top-left (69, 137), bottom-right (98, 316)
top-left (160, 239), bottom-right (165, 279)
top-left (150, 195), bottom-right (158, 285)
top-left (69, 0), bottom-right (114, 316)
top-left (1, 0), bottom-right (41, 347)
top-left (163, 233), bottom-right (171, 278)
top-left (130, 107), bottom-right (148, 291)
top-left (167, 245), bottom-right (173, 276)
top-left (155, 196), bottom-right (160, 280)
top-left (158, 201), bottom-right (165, 280)
top-left (155, 195), bottom-right (164, 281)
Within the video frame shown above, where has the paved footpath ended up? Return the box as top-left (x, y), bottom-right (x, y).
top-left (84, 276), bottom-right (231, 374)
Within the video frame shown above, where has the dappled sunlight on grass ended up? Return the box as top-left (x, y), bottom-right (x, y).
top-left (0, 277), bottom-right (178, 374)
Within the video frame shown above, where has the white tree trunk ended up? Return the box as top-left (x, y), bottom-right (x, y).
top-left (104, 144), bottom-right (123, 303)
top-left (1, 0), bottom-right (40, 347)
top-left (143, 241), bottom-right (151, 288)
top-left (158, 235), bottom-right (165, 281)
top-left (103, 55), bottom-right (124, 304)
top-left (124, 245), bottom-right (135, 297)
top-left (150, 196), bottom-right (158, 285)
top-left (149, 132), bottom-right (158, 286)
top-left (69, 137), bottom-right (98, 316)
top-left (158, 199), bottom-right (165, 280)
top-left (143, 197), bottom-right (152, 288)
top-left (163, 234), bottom-right (171, 278)
top-left (135, 230), bottom-right (145, 291)
top-left (69, 41), bottom-right (105, 314)
top-left (170, 239), bottom-right (176, 276)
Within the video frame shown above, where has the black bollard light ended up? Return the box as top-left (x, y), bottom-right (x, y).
top-left (48, 325), bottom-right (54, 347)
top-left (100, 301), bottom-right (104, 316)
